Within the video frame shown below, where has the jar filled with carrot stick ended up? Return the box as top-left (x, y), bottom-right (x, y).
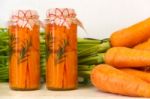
top-left (45, 8), bottom-right (83, 90)
top-left (8, 10), bottom-right (40, 90)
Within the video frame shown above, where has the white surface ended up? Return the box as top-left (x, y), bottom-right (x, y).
top-left (1, 0), bottom-right (150, 39)
top-left (0, 83), bottom-right (143, 99)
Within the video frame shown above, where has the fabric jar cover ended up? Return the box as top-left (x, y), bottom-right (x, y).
top-left (9, 10), bottom-right (39, 30)
top-left (46, 8), bottom-right (84, 29)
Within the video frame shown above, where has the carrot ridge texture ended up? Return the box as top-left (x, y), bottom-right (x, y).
top-left (120, 68), bottom-right (150, 83)
top-left (104, 47), bottom-right (150, 68)
top-left (134, 39), bottom-right (150, 50)
top-left (91, 64), bottom-right (150, 97)
top-left (110, 18), bottom-right (150, 47)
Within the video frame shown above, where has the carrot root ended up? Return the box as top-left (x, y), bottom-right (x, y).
top-left (111, 18), bottom-right (150, 47)
top-left (91, 64), bottom-right (150, 97)
top-left (105, 47), bottom-right (150, 68)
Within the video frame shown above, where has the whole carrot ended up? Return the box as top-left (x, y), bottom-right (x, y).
top-left (110, 18), bottom-right (150, 47)
top-left (134, 39), bottom-right (150, 50)
top-left (120, 68), bottom-right (150, 83)
top-left (91, 64), bottom-right (150, 97)
top-left (133, 40), bottom-right (150, 72)
top-left (105, 47), bottom-right (150, 67)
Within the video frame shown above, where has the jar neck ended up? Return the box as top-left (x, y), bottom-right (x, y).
top-left (9, 18), bottom-right (39, 30)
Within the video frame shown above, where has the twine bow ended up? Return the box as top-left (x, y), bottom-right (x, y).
top-left (10, 10), bottom-right (39, 30)
top-left (46, 8), bottom-right (84, 29)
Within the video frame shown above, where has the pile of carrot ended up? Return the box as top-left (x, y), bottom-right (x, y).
top-left (91, 18), bottom-right (150, 97)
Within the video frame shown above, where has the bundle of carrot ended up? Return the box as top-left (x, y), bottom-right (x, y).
top-left (91, 18), bottom-right (150, 97)
top-left (0, 28), bottom-right (111, 84)
top-left (0, 28), bottom-right (9, 82)
top-left (78, 38), bottom-right (110, 84)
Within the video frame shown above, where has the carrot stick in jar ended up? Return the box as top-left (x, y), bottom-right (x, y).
top-left (27, 25), bottom-right (40, 89)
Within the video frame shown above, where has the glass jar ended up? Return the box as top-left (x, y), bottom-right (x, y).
top-left (9, 10), bottom-right (40, 90)
top-left (45, 8), bottom-right (82, 90)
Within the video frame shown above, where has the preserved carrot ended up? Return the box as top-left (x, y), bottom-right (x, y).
top-left (64, 24), bottom-right (78, 89)
top-left (45, 8), bottom-right (80, 90)
top-left (46, 53), bottom-right (56, 87)
top-left (9, 10), bottom-right (40, 90)
top-left (65, 51), bottom-right (78, 88)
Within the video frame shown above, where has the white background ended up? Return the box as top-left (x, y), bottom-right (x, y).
top-left (0, 0), bottom-right (150, 39)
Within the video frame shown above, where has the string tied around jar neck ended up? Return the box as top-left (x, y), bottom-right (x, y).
top-left (9, 10), bottom-right (39, 30)
top-left (46, 8), bottom-right (85, 29)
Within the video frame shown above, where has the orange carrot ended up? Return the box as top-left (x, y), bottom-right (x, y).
top-left (120, 68), bottom-right (150, 83)
top-left (64, 51), bottom-right (78, 89)
top-left (134, 39), bottom-right (150, 50)
top-left (9, 53), bottom-right (19, 88)
top-left (110, 18), bottom-right (150, 47)
top-left (27, 25), bottom-right (40, 89)
top-left (63, 24), bottom-right (77, 89)
top-left (46, 53), bottom-right (56, 89)
top-left (132, 39), bottom-right (150, 72)
top-left (55, 58), bottom-right (65, 88)
top-left (105, 47), bottom-right (150, 68)
top-left (91, 64), bottom-right (150, 97)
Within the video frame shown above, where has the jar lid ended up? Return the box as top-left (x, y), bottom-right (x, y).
top-left (9, 10), bottom-right (39, 30)
top-left (46, 8), bottom-right (76, 18)
top-left (46, 8), bottom-right (84, 29)
top-left (11, 10), bottom-right (39, 20)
